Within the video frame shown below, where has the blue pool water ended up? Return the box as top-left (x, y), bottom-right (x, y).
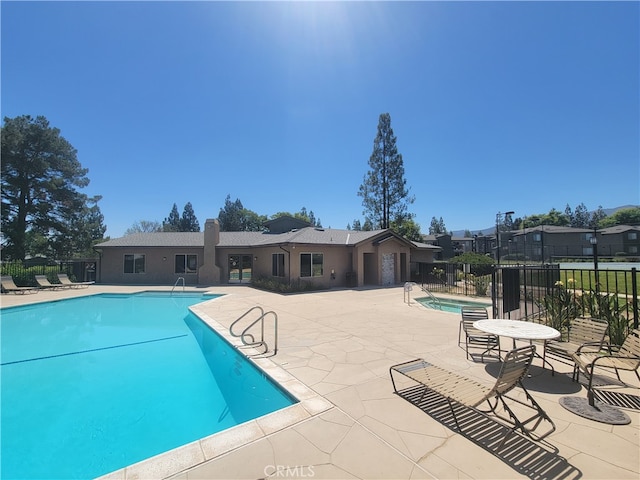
top-left (417, 296), bottom-right (490, 314)
top-left (1, 292), bottom-right (296, 479)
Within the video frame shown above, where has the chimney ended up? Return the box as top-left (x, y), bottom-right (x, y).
top-left (200, 218), bottom-right (221, 284)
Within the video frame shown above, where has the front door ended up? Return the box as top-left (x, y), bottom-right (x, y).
top-left (228, 255), bottom-right (253, 284)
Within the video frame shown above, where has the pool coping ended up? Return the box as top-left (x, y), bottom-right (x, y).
top-left (97, 298), bottom-right (333, 480)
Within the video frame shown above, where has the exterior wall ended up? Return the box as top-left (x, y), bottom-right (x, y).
top-left (98, 246), bottom-right (204, 285)
top-left (353, 238), bottom-right (411, 286)
top-left (410, 250), bottom-right (437, 263)
top-left (288, 244), bottom-right (353, 289)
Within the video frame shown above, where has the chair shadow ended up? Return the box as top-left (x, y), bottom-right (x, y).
top-left (483, 363), bottom-right (583, 395)
top-left (592, 389), bottom-right (640, 410)
top-left (395, 385), bottom-right (582, 480)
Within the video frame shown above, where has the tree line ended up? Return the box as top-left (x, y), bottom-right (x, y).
top-left (2, 113), bottom-right (637, 262)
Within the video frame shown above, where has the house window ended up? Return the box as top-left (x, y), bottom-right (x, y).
top-left (124, 254), bottom-right (145, 274)
top-left (582, 247), bottom-right (594, 256)
top-left (300, 253), bottom-right (323, 277)
top-left (629, 246), bottom-right (638, 254)
top-left (532, 233), bottom-right (541, 242)
top-left (272, 253), bottom-right (285, 277)
top-left (584, 232), bottom-right (595, 241)
top-left (175, 254), bottom-right (198, 274)
top-left (629, 232), bottom-right (638, 240)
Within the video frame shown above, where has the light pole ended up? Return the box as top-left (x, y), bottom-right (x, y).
top-left (590, 229), bottom-right (599, 294)
top-left (495, 211), bottom-right (514, 265)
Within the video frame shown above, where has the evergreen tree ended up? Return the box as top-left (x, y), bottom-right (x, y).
top-left (590, 206), bottom-right (608, 228)
top-left (218, 195), bottom-right (244, 231)
top-left (1, 115), bottom-right (106, 260)
top-left (429, 216), bottom-right (447, 234)
top-left (572, 203), bottom-right (590, 228)
top-left (218, 195), bottom-right (265, 231)
top-left (358, 113), bottom-right (414, 229)
top-left (180, 202), bottom-right (200, 232)
top-left (163, 204), bottom-right (181, 232)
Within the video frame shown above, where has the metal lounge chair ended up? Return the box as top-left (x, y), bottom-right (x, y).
top-left (1, 275), bottom-right (38, 294)
top-left (459, 306), bottom-right (500, 362)
top-left (34, 274), bottom-right (66, 290)
top-left (544, 316), bottom-right (609, 367)
top-left (57, 273), bottom-right (94, 288)
top-left (572, 328), bottom-right (640, 406)
top-left (390, 345), bottom-right (555, 450)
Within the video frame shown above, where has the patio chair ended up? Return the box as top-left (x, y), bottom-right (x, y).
top-left (572, 329), bottom-right (640, 399)
top-left (34, 274), bottom-right (66, 290)
top-left (459, 307), bottom-right (500, 362)
top-left (458, 306), bottom-right (490, 344)
top-left (390, 345), bottom-right (555, 450)
top-left (57, 273), bottom-right (94, 288)
top-left (543, 317), bottom-right (609, 366)
top-left (1, 275), bottom-right (38, 294)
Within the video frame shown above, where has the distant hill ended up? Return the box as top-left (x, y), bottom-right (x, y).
top-left (450, 205), bottom-right (639, 237)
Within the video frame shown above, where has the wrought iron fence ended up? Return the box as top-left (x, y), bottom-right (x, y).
top-left (1, 260), bottom-right (97, 288)
top-left (412, 262), bottom-right (639, 330)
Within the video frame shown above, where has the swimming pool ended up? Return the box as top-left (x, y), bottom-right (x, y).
top-left (1, 292), bottom-right (297, 479)
top-left (416, 296), bottom-right (491, 314)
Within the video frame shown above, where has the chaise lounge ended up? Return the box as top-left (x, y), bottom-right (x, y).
top-left (390, 345), bottom-right (555, 450)
top-left (57, 273), bottom-right (94, 288)
top-left (1, 275), bottom-right (38, 294)
top-left (35, 275), bottom-right (67, 290)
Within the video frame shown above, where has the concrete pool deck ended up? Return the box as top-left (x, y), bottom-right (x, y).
top-left (2, 285), bottom-right (638, 479)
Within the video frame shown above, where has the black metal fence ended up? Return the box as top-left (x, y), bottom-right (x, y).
top-left (1, 260), bottom-right (97, 288)
top-left (412, 262), bottom-right (639, 329)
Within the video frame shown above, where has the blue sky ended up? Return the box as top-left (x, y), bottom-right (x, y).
top-left (2, 1), bottom-right (638, 238)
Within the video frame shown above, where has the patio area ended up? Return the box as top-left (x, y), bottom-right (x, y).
top-left (2, 285), bottom-right (638, 479)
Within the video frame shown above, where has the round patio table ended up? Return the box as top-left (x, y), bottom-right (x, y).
top-left (473, 319), bottom-right (561, 374)
top-left (473, 319), bottom-right (560, 347)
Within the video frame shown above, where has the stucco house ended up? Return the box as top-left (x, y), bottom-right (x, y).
top-left (94, 217), bottom-right (441, 288)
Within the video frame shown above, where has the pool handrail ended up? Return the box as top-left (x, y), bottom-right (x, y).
top-left (419, 285), bottom-right (442, 310)
top-left (230, 306), bottom-right (278, 356)
top-left (171, 277), bottom-right (185, 294)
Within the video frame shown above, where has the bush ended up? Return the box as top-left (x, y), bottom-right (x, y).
top-left (473, 275), bottom-right (491, 296)
top-left (581, 289), bottom-right (632, 347)
top-left (251, 276), bottom-right (328, 294)
top-left (535, 280), bottom-right (580, 333)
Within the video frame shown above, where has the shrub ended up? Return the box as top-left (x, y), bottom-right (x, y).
top-left (251, 276), bottom-right (328, 294)
top-left (581, 289), bottom-right (631, 348)
top-left (535, 280), bottom-right (580, 333)
top-left (473, 275), bottom-right (491, 296)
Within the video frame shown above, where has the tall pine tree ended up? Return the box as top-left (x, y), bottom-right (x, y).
top-left (358, 113), bottom-right (414, 229)
top-left (1, 115), bottom-right (106, 260)
top-left (180, 202), bottom-right (200, 232)
top-left (163, 204), bottom-right (181, 232)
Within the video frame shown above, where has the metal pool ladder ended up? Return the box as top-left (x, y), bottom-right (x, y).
top-left (405, 282), bottom-right (442, 310)
top-left (171, 277), bottom-right (185, 294)
top-left (421, 285), bottom-right (443, 309)
top-left (230, 306), bottom-right (278, 356)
